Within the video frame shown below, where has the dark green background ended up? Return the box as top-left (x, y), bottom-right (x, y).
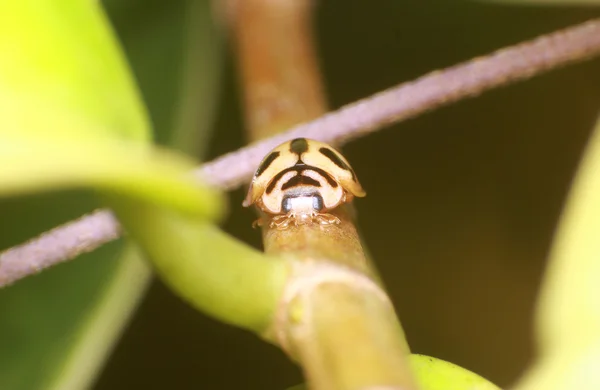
top-left (92, 0), bottom-right (600, 389)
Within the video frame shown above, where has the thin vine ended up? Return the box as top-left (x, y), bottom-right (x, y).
top-left (1, 17), bottom-right (599, 288)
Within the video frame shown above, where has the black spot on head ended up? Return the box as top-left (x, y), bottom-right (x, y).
top-left (281, 175), bottom-right (321, 190)
top-left (319, 147), bottom-right (356, 181)
top-left (255, 151), bottom-right (280, 177)
top-left (290, 138), bottom-right (309, 155)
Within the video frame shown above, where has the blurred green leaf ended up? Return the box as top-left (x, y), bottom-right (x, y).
top-left (285, 354), bottom-right (501, 390)
top-left (104, 0), bottom-right (223, 155)
top-left (0, 135), bottom-right (223, 219)
top-left (513, 116), bottom-right (600, 389)
top-left (0, 1), bottom-right (223, 389)
top-left (410, 354), bottom-right (501, 390)
top-left (0, 0), bottom-right (149, 141)
top-left (0, 224), bottom-right (149, 390)
top-left (285, 384), bottom-right (307, 390)
top-left (471, 0), bottom-right (600, 5)
top-left (107, 196), bottom-right (287, 332)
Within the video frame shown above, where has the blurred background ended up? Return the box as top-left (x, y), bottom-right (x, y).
top-left (2, 0), bottom-right (600, 389)
top-left (98, 0), bottom-right (600, 389)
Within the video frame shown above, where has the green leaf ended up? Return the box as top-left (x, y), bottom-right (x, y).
top-left (512, 116), bottom-right (600, 389)
top-left (285, 354), bottom-right (501, 390)
top-left (0, 135), bottom-right (223, 220)
top-left (0, 2), bottom-right (153, 390)
top-left (285, 384), bottom-right (307, 390)
top-left (0, 0), bottom-right (149, 141)
top-left (0, 0), bottom-right (223, 216)
top-left (106, 196), bottom-right (288, 333)
top-left (470, 0), bottom-right (600, 5)
top-left (410, 354), bottom-right (501, 390)
top-left (0, 1), bottom-right (223, 390)
top-left (0, 212), bottom-right (149, 390)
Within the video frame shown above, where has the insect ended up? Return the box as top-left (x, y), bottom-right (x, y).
top-left (243, 137), bottom-right (366, 229)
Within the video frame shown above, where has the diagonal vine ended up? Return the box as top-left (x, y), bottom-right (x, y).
top-left (1, 18), bottom-right (599, 288)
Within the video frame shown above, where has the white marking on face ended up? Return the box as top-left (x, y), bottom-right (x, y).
top-left (287, 196), bottom-right (316, 214)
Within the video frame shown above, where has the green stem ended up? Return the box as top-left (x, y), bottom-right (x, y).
top-left (106, 195), bottom-right (289, 332)
top-left (264, 208), bottom-right (416, 390)
top-left (290, 272), bottom-right (413, 389)
top-left (263, 207), bottom-right (374, 276)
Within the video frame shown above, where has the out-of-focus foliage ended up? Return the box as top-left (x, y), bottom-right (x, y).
top-left (102, 0), bottom-right (223, 155)
top-left (0, 136), bottom-right (222, 217)
top-left (0, 1), bottom-right (151, 389)
top-left (474, 0), bottom-right (600, 5)
top-left (287, 354), bottom-right (501, 390)
top-left (100, 1), bottom-right (600, 389)
top-left (0, 1), bottom-right (223, 389)
top-left (410, 354), bottom-right (501, 390)
top-left (0, 1), bottom-right (147, 141)
top-left (1, 0), bottom-right (600, 389)
top-left (512, 116), bottom-right (600, 390)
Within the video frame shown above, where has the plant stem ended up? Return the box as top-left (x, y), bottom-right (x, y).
top-left (229, 1), bottom-right (416, 388)
top-left (294, 279), bottom-right (414, 389)
top-left (229, 0), bottom-right (326, 140)
top-left (264, 209), bottom-right (415, 390)
top-left (263, 207), bottom-right (375, 278)
top-left (106, 195), bottom-right (288, 332)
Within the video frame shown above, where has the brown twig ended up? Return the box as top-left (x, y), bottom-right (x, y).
top-left (1, 18), bottom-right (599, 288)
top-left (263, 207), bottom-right (417, 390)
top-left (230, 1), bottom-right (417, 388)
top-left (229, 0), bottom-right (326, 140)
